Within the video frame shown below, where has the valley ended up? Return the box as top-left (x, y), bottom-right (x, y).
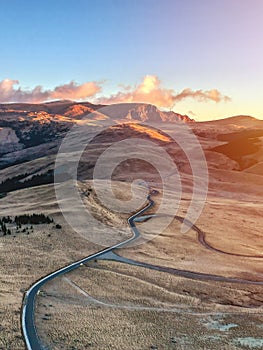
top-left (0, 101), bottom-right (262, 349)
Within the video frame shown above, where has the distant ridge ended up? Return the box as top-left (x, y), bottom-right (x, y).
top-left (202, 115), bottom-right (263, 127)
top-left (0, 101), bottom-right (194, 123)
top-left (0, 100), bottom-right (104, 116)
top-left (96, 103), bottom-right (194, 123)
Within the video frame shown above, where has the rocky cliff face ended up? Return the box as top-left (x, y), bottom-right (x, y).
top-left (0, 100), bottom-right (193, 123)
top-left (0, 101), bottom-right (193, 166)
top-left (0, 127), bottom-right (23, 154)
top-left (120, 104), bottom-right (194, 123)
top-left (0, 101), bottom-right (262, 195)
top-left (0, 101), bottom-right (194, 193)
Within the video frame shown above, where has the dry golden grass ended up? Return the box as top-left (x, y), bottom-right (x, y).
top-left (1, 175), bottom-right (263, 349)
top-left (119, 190), bottom-right (263, 281)
top-left (1, 127), bottom-right (263, 349)
top-left (0, 183), bottom-right (105, 349)
top-left (34, 261), bottom-right (263, 350)
top-left (0, 180), bottom-right (149, 349)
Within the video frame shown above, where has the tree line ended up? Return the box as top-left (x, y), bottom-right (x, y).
top-left (0, 170), bottom-right (54, 194)
top-left (14, 214), bottom-right (54, 225)
top-left (0, 214), bottom-right (54, 236)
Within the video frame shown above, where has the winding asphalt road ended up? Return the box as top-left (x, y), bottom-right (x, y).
top-left (21, 190), bottom-right (263, 349)
top-left (21, 193), bottom-right (154, 350)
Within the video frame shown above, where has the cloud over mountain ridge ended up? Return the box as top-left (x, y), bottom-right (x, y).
top-left (0, 75), bottom-right (230, 108)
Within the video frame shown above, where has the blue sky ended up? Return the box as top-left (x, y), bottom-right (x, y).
top-left (0, 0), bottom-right (262, 120)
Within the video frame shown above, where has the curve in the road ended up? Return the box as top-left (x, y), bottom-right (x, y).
top-left (21, 193), bottom-right (154, 350)
top-left (107, 251), bottom-right (263, 285)
top-left (21, 191), bottom-right (263, 350)
top-left (136, 213), bottom-right (263, 259)
top-left (178, 215), bottom-right (263, 259)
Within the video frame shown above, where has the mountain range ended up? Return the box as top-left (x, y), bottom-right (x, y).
top-left (0, 100), bottom-right (263, 194)
top-left (0, 101), bottom-right (193, 167)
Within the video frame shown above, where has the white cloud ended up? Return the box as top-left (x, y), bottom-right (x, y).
top-left (98, 75), bottom-right (231, 108)
top-left (0, 79), bottom-right (101, 103)
top-left (0, 75), bottom-right (230, 107)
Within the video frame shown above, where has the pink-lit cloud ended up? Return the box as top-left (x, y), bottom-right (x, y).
top-left (173, 87), bottom-right (231, 103)
top-left (0, 75), bottom-right (230, 107)
top-left (97, 75), bottom-right (231, 108)
top-left (0, 79), bottom-right (101, 103)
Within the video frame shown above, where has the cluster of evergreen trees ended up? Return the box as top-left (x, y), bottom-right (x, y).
top-left (0, 213), bottom-right (55, 236)
top-left (0, 170), bottom-right (54, 194)
top-left (14, 214), bottom-right (54, 225)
